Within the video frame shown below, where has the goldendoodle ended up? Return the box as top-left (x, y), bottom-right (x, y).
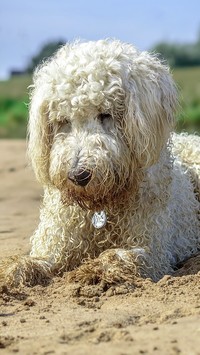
top-left (0, 39), bottom-right (199, 287)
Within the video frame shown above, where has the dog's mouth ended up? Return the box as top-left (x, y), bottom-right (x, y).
top-left (61, 191), bottom-right (106, 211)
top-left (51, 167), bottom-right (120, 210)
top-left (61, 187), bottom-right (111, 210)
top-left (60, 177), bottom-right (136, 211)
top-left (52, 165), bottom-right (141, 211)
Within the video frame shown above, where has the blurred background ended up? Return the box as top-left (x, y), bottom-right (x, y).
top-left (0, 0), bottom-right (200, 138)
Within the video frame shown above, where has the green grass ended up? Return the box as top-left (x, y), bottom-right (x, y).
top-left (0, 75), bottom-right (31, 138)
top-left (0, 69), bottom-right (200, 138)
top-left (172, 67), bottom-right (200, 133)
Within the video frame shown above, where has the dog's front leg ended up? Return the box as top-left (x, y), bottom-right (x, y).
top-left (68, 248), bottom-right (148, 285)
top-left (0, 255), bottom-right (52, 288)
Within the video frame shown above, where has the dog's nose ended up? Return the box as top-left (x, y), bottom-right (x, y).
top-left (68, 168), bottom-right (92, 187)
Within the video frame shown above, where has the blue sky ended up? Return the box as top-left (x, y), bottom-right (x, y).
top-left (1, 0), bottom-right (200, 79)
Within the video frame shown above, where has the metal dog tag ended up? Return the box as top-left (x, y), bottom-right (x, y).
top-left (92, 211), bottom-right (107, 229)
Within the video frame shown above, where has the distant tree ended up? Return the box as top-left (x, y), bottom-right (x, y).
top-left (152, 42), bottom-right (178, 67)
top-left (26, 40), bottom-right (66, 73)
top-left (152, 33), bottom-right (200, 67)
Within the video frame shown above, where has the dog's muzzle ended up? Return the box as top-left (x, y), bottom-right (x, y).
top-left (68, 168), bottom-right (92, 187)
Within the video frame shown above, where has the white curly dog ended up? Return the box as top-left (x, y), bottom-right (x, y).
top-left (1, 39), bottom-right (199, 287)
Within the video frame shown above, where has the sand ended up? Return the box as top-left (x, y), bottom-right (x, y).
top-left (0, 140), bottom-right (199, 355)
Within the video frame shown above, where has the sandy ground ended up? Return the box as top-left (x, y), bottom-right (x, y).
top-left (0, 140), bottom-right (200, 355)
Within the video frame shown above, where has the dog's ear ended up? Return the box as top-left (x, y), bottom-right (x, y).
top-left (28, 87), bottom-right (52, 184)
top-left (124, 56), bottom-right (178, 168)
top-left (27, 43), bottom-right (73, 184)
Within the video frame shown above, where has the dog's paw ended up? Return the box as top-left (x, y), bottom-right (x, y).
top-left (67, 248), bottom-right (145, 286)
top-left (0, 255), bottom-right (52, 289)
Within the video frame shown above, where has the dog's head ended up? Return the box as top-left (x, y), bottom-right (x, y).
top-left (28, 40), bottom-right (177, 209)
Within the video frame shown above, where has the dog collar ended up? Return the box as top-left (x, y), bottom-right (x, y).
top-left (92, 211), bottom-right (107, 229)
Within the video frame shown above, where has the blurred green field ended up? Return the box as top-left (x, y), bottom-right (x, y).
top-left (173, 67), bottom-right (200, 133)
top-left (0, 75), bottom-right (31, 138)
top-left (0, 68), bottom-right (200, 138)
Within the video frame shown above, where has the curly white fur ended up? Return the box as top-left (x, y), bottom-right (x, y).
top-left (1, 39), bottom-right (199, 286)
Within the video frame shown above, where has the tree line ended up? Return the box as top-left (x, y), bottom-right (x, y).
top-left (152, 32), bottom-right (200, 67)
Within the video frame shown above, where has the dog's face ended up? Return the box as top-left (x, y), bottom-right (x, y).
top-left (28, 40), bottom-right (177, 209)
top-left (49, 109), bottom-right (133, 209)
top-left (47, 52), bottom-right (133, 208)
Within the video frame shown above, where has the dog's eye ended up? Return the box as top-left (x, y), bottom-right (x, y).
top-left (98, 113), bottom-right (112, 123)
top-left (57, 119), bottom-right (71, 134)
top-left (65, 119), bottom-right (71, 125)
top-left (58, 116), bottom-right (71, 125)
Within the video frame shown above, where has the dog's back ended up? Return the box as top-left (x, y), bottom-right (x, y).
top-left (172, 133), bottom-right (200, 201)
